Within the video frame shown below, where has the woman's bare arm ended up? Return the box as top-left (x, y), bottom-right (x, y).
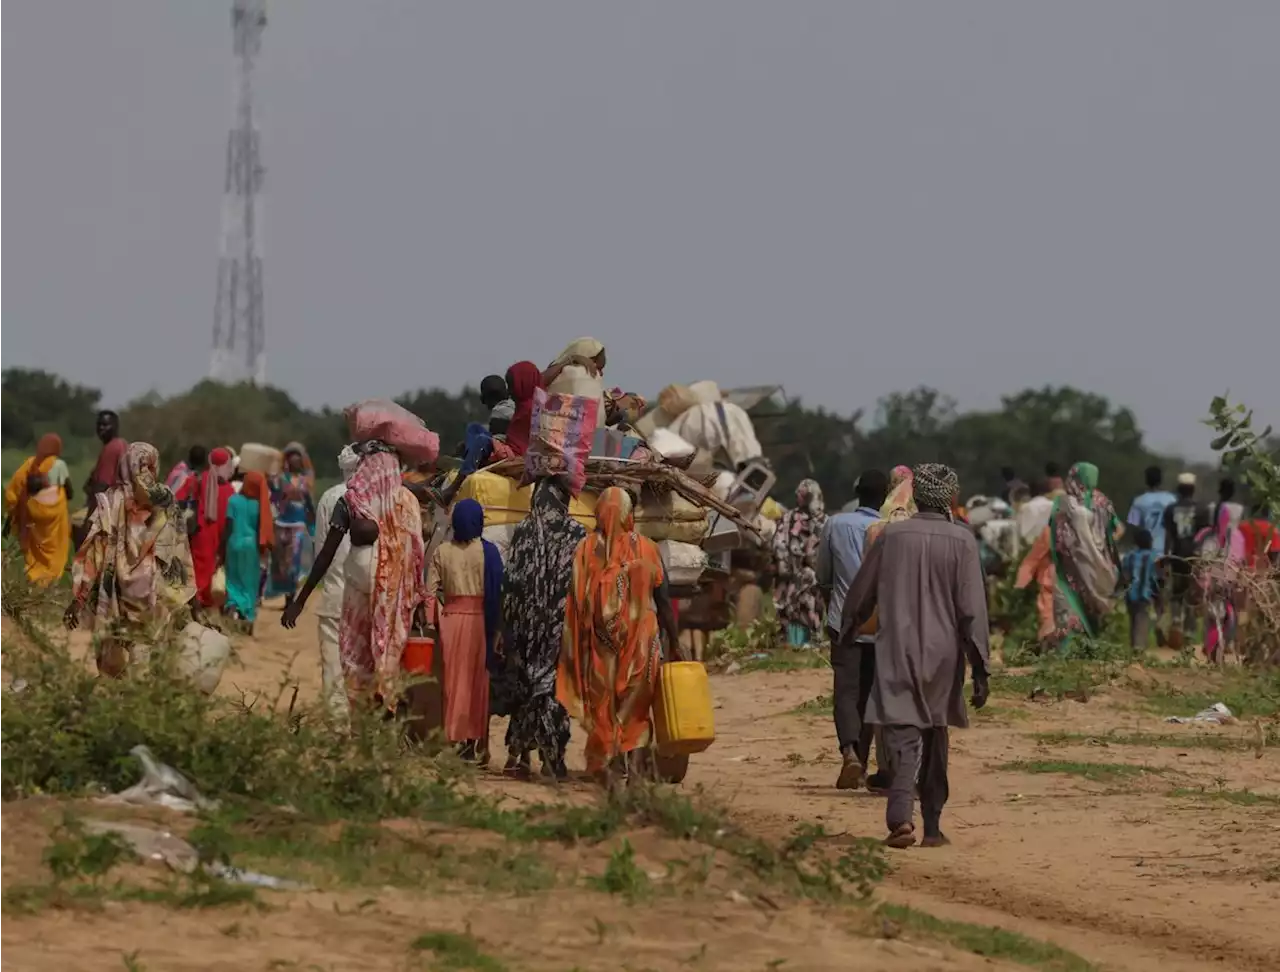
top-left (281, 526), bottom-right (343, 628)
top-left (653, 580), bottom-right (684, 661)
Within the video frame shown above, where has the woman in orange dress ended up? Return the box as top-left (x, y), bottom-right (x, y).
top-left (4, 433), bottom-right (73, 584)
top-left (558, 487), bottom-right (681, 781)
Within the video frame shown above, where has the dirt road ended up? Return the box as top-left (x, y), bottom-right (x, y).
top-left (693, 666), bottom-right (1278, 972)
top-left (7, 601), bottom-right (1278, 970)
top-left (198, 601), bottom-right (1280, 970)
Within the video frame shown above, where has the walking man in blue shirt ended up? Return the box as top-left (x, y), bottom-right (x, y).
top-left (1122, 528), bottom-right (1161, 649)
top-left (817, 469), bottom-right (889, 791)
top-left (1126, 466), bottom-right (1176, 637)
top-left (1127, 465), bottom-right (1176, 556)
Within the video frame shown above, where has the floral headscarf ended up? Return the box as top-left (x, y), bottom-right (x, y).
top-left (866, 465), bottom-right (916, 547)
top-left (879, 465), bottom-right (917, 522)
top-left (72, 442), bottom-right (195, 632)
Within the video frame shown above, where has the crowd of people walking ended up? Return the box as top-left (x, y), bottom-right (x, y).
top-left (9, 340), bottom-right (707, 788)
top-left (5, 370), bottom-right (1278, 844)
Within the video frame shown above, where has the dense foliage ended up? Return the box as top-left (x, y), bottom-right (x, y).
top-left (3, 366), bottom-right (1210, 508)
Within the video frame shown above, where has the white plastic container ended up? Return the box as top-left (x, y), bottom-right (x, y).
top-left (178, 622), bottom-right (231, 696)
top-left (239, 442), bottom-right (283, 477)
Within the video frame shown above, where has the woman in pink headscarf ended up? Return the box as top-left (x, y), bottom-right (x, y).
top-left (1196, 503), bottom-right (1247, 664)
top-left (177, 446), bottom-right (235, 606)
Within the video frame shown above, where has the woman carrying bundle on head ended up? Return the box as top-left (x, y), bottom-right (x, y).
top-left (220, 470), bottom-right (273, 628)
top-left (284, 440), bottom-right (427, 710)
top-left (4, 433), bottom-right (73, 585)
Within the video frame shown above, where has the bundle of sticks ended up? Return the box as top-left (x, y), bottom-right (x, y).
top-left (480, 457), bottom-right (761, 541)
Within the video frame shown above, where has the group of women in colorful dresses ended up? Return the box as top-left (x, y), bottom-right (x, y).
top-left (172, 442), bottom-right (312, 629)
top-left (291, 343), bottom-right (680, 783)
top-left (426, 481), bottom-right (679, 781)
top-left (23, 337), bottom-right (686, 783)
top-left (417, 345), bottom-right (680, 782)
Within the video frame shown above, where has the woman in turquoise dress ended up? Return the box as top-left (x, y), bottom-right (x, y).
top-left (265, 442), bottom-right (316, 606)
top-left (221, 470), bottom-right (273, 626)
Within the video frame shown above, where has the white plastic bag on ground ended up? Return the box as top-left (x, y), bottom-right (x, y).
top-left (83, 818), bottom-right (309, 889)
top-left (97, 745), bottom-right (219, 813)
top-left (1164, 702), bottom-right (1235, 725)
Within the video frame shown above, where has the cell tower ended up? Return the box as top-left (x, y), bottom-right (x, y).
top-left (211, 0), bottom-right (267, 384)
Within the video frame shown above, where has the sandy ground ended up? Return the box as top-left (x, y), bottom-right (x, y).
top-left (4, 600), bottom-right (1279, 971)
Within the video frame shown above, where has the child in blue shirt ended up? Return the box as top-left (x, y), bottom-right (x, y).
top-left (1121, 528), bottom-right (1160, 649)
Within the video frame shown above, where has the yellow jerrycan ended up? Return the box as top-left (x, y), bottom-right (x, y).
top-left (653, 661), bottom-right (716, 756)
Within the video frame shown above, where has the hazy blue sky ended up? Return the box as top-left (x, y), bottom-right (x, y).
top-left (5, 2), bottom-right (1277, 457)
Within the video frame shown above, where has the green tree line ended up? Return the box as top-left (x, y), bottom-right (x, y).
top-left (2, 367), bottom-right (1212, 511)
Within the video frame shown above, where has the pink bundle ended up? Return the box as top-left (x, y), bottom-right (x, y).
top-left (344, 399), bottom-right (440, 465)
top-left (522, 389), bottom-right (600, 496)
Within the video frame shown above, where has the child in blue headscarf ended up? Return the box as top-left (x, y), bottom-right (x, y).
top-left (425, 498), bottom-right (504, 762)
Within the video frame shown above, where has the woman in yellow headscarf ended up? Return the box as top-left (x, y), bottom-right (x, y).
top-left (559, 486), bottom-right (681, 780)
top-left (4, 433), bottom-right (73, 584)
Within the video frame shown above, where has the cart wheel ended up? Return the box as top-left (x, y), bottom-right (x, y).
top-left (654, 752), bottom-right (690, 784)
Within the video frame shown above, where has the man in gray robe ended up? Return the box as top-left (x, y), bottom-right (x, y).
top-left (840, 463), bottom-right (990, 848)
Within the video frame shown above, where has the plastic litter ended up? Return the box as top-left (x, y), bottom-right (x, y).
top-left (212, 865), bottom-right (309, 890)
top-left (1164, 702), bottom-right (1235, 725)
top-left (96, 745), bottom-right (219, 814)
top-left (82, 819), bottom-right (308, 890)
top-left (84, 819), bottom-right (200, 872)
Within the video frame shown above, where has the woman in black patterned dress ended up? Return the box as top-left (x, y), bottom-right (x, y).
top-left (499, 478), bottom-right (585, 778)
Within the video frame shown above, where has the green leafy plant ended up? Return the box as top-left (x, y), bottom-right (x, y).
top-left (1207, 395), bottom-right (1280, 510)
top-left (409, 929), bottom-right (507, 971)
top-left (42, 814), bottom-right (136, 885)
top-left (589, 839), bottom-right (650, 899)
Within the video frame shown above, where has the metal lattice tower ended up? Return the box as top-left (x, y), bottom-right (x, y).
top-left (211, 0), bottom-right (267, 384)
